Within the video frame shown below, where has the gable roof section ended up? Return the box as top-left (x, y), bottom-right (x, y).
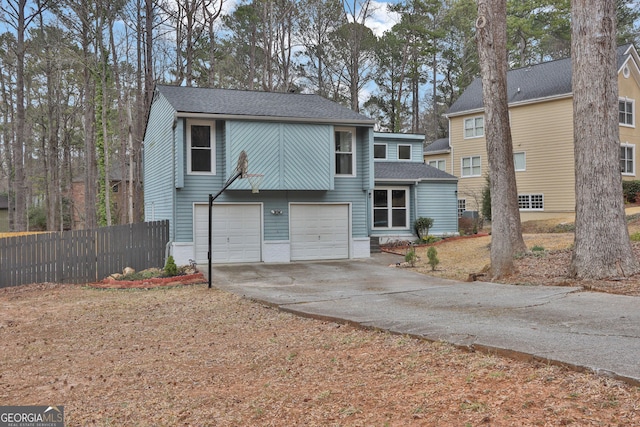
top-left (155, 85), bottom-right (375, 125)
top-left (447, 44), bottom-right (636, 117)
top-left (375, 161), bottom-right (457, 182)
top-left (425, 137), bottom-right (450, 154)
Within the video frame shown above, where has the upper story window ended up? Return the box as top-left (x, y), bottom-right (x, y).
top-left (464, 116), bottom-right (484, 138)
top-left (398, 144), bottom-right (412, 160)
top-left (428, 159), bottom-right (446, 171)
top-left (187, 119), bottom-right (215, 174)
top-left (514, 152), bottom-right (526, 171)
top-left (621, 143), bottom-right (635, 175)
top-left (619, 98), bottom-right (634, 127)
top-left (335, 127), bottom-right (356, 176)
top-left (374, 143), bottom-right (387, 159)
top-left (461, 156), bottom-right (481, 177)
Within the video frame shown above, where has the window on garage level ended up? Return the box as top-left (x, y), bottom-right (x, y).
top-left (335, 127), bottom-right (356, 176)
top-left (373, 188), bottom-right (408, 229)
top-left (188, 119), bottom-right (215, 174)
top-left (518, 194), bottom-right (544, 210)
top-left (458, 199), bottom-right (466, 216)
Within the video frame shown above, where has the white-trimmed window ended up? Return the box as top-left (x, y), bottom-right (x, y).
top-left (373, 188), bottom-right (409, 229)
top-left (457, 199), bottom-right (466, 217)
top-left (518, 194), bottom-right (544, 211)
top-left (621, 143), bottom-right (635, 175)
top-left (374, 143), bottom-right (387, 160)
top-left (514, 152), bottom-right (526, 171)
top-left (398, 144), bottom-right (412, 160)
top-left (428, 159), bottom-right (446, 171)
top-left (461, 156), bottom-right (481, 177)
top-left (187, 119), bottom-right (215, 174)
top-left (619, 98), bottom-right (634, 126)
top-left (335, 127), bottom-right (356, 176)
top-left (464, 116), bottom-right (484, 138)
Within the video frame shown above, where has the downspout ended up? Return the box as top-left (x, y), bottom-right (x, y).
top-left (414, 180), bottom-right (419, 237)
top-left (169, 115), bottom-right (178, 259)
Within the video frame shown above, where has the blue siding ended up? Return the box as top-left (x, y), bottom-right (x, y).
top-left (174, 119), bottom-right (184, 188)
top-left (174, 118), bottom-right (226, 243)
top-left (416, 181), bottom-right (459, 234)
top-left (226, 121), bottom-right (333, 191)
top-left (143, 93), bottom-right (176, 238)
top-left (173, 122), bottom-right (371, 243)
top-left (373, 133), bottom-right (424, 162)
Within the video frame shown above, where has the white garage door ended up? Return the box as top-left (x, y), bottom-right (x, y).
top-left (290, 204), bottom-right (349, 261)
top-left (194, 204), bottom-right (262, 263)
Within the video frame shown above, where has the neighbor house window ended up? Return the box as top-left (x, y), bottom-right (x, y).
top-left (373, 188), bottom-right (408, 229)
top-left (398, 144), bottom-right (412, 160)
top-left (461, 156), bottom-right (481, 177)
top-left (514, 152), bottom-right (526, 171)
top-left (619, 98), bottom-right (634, 126)
top-left (458, 199), bottom-right (466, 217)
top-left (621, 144), bottom-right (635, 175)
top-left (464, 116), bottom-right (484, 138)
top-left (428, 159), bottom-right (446, 171)
top-left (518, 194), bottom-right (544, 210)
top-left (187, 119), bottom-right (215, 174)
top-left (374, 143), bottom-right (387, 159)
top-left (335, 127), bottom-right (356, 176)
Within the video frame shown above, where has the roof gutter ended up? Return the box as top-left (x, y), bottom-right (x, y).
top-left (175, 112), bottom-right (376, 126)
top-left (445, 93), bottom-right (573, 118)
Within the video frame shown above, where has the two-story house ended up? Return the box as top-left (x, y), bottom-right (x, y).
top-left (425, 44), bottom-right (640, 221)
top-left (144, 85), bottom-right (458, 265)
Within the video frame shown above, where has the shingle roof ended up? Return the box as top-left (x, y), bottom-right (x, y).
top-left (447, 44), bottom-right (634, 116)
top-left (156, 85), bottom-right (375, 125)
top-left (425, 138), bottom-right (450, 153)
top-left (375, 162), bottom-right (457, 181)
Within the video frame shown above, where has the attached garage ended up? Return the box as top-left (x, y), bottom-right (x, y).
top-left (194, 203), bottom-right (262, 263)
top-left (290, 204), bottom-right (350, 261)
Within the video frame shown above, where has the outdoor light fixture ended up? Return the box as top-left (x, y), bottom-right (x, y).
top-left (270, 209), bottom-right (283, 215)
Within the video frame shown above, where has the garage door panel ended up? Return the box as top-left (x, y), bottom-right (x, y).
top-left (194, 204), bottom-right (261, 263)
top-left (290, 204), bottom-right (349, 261)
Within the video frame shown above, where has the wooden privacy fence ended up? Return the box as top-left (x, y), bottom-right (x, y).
top-left (0, 220), bottom-right (169, 288)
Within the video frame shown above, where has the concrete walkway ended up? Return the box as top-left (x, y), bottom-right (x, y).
top-left (205, 253), bottom-right (640, 385)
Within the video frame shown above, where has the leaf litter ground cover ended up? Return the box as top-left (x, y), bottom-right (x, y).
top-left (1, 282), bottom-right (639, 426)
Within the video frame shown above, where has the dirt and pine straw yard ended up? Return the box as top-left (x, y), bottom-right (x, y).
top-left (2, 216), bottom-right (640, 425)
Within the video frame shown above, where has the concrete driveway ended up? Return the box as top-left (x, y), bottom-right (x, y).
top-left (206, 252), bottom-right (640, 386)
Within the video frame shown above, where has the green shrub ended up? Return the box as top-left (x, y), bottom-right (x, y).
top-left (164, 255), bottom-right (179, 276)
top-left (481, 175), bottom-right (492, 221)
top-left (630, 232), bottom-right (640, 242)
top-left (405, 247), bottom-right (417, 267)
top-left (421, 235), bottom-right (440, 244)
top-left (531, 245), bottom-right (545, 252)
top-left (414, 217), bottom-right (434, 240)
top-left (623, 180), bottom-right (640, 203)
top-left (427, 246), bottom-right (439, 271)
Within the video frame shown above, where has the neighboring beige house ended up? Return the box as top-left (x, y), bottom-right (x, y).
top-left (425, 44), bottom-right (640, 221)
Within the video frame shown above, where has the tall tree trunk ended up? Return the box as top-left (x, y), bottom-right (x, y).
top-left (476, 0), bottom-right (527, 279)
top-left (13, 0), bottom-right (28, 231)
top-left (569, 0), bottom-right (640, 279)
top-left (83, 21), bottom-right (98, 230)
